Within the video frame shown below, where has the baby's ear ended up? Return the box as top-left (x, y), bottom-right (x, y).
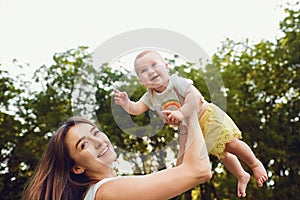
top-left (71, 165), bottom-right (85, 174)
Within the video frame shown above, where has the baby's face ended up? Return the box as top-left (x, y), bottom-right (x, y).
top-left (134, 52), bottom-right (169, 92)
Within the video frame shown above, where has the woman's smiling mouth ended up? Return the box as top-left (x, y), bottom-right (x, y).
top-left (98, 146), bottom-right (109, 157)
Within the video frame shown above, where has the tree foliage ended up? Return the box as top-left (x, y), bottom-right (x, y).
top-left (0, 4), bottom-right (299, 200)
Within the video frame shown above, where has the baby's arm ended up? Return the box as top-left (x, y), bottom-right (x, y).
top-left (164, 85), bottom-right (202, 124)
top-left (180, 85), bottom-right (202, 117)
top-left (163, 110), bottom-right (183, 125)
top-left (114, 88), bottom-right (148, 115)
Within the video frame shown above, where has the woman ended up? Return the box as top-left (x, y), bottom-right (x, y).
top-left (22, 112), bottom-right (211, 200)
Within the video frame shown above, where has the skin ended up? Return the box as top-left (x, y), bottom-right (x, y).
top-left (225, 138), bottom-right (268, 188)
top-left (221, 153), bottom-right (250, 197)
top-left (66, 124), bottom-right (117, 179)
top-left (134, 51), bottom-right (169, 93)
top-left (65, 115), bottom-right (212, 200)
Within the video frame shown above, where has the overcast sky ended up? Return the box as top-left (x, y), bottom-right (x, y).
top-left (0, 0), bottom-right (294, 77)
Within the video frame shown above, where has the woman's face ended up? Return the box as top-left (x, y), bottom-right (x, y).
top-left (65, 123), bottom-right (117, 176)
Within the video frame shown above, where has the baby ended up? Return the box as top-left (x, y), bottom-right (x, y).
top-left (114, 50), bottom-right (268, 197)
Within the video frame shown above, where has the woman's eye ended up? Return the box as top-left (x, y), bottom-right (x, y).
top-left (94, 131), bottom-right (101, 136)
top-left (81, 142), bottom-right (88, 149)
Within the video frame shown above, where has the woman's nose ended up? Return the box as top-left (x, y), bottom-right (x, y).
top-left (95, 142), bottom-right (101, 149)
top-left (91, 138), bottom-right (102, 149)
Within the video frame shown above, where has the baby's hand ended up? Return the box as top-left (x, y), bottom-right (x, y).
top-left (114, 88), bottom-right (129, 106)
top-left (162, 110), bottom-right (183, 126)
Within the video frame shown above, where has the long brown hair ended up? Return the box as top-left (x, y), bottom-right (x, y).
top-left (22, 117), bottom-right (99, 200)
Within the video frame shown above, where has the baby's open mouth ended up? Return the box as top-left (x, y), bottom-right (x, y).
top-left (150, 75), bottom-right (159, 81)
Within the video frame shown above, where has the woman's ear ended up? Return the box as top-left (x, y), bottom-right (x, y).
top-left (71, 165), bottom-right (85, 174)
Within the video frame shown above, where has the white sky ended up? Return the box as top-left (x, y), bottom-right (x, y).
top-left (0, 0), bottom-right (293, 77)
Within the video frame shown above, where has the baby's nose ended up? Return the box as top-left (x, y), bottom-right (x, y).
top-left (148, 67), bottom-right (155, 73)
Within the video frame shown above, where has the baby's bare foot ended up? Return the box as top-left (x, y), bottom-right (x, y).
top-left (237, 172), bottom-right (250, 197)
top-left (251, 159), bottom-right (268, 187)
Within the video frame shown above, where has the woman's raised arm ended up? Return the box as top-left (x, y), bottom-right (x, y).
top-left (96, 112), bottom-right (212, 200)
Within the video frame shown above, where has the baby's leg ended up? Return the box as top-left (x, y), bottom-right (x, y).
top-left (222, 153), bottom-right (250, 197)
top-left (225, 138), bottom-right (268, 187)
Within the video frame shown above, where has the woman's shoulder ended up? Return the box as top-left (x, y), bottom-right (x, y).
top-left (84, 177), bottom-right (119, 200)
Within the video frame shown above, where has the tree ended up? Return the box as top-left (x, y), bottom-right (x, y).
top-left (0, 47), bottom-right (91, 199)
top-left (0, 68), bottom-right (23, 199)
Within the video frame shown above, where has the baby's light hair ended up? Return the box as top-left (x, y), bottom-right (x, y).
top-left (134, 50), bottom-right (166, 68)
